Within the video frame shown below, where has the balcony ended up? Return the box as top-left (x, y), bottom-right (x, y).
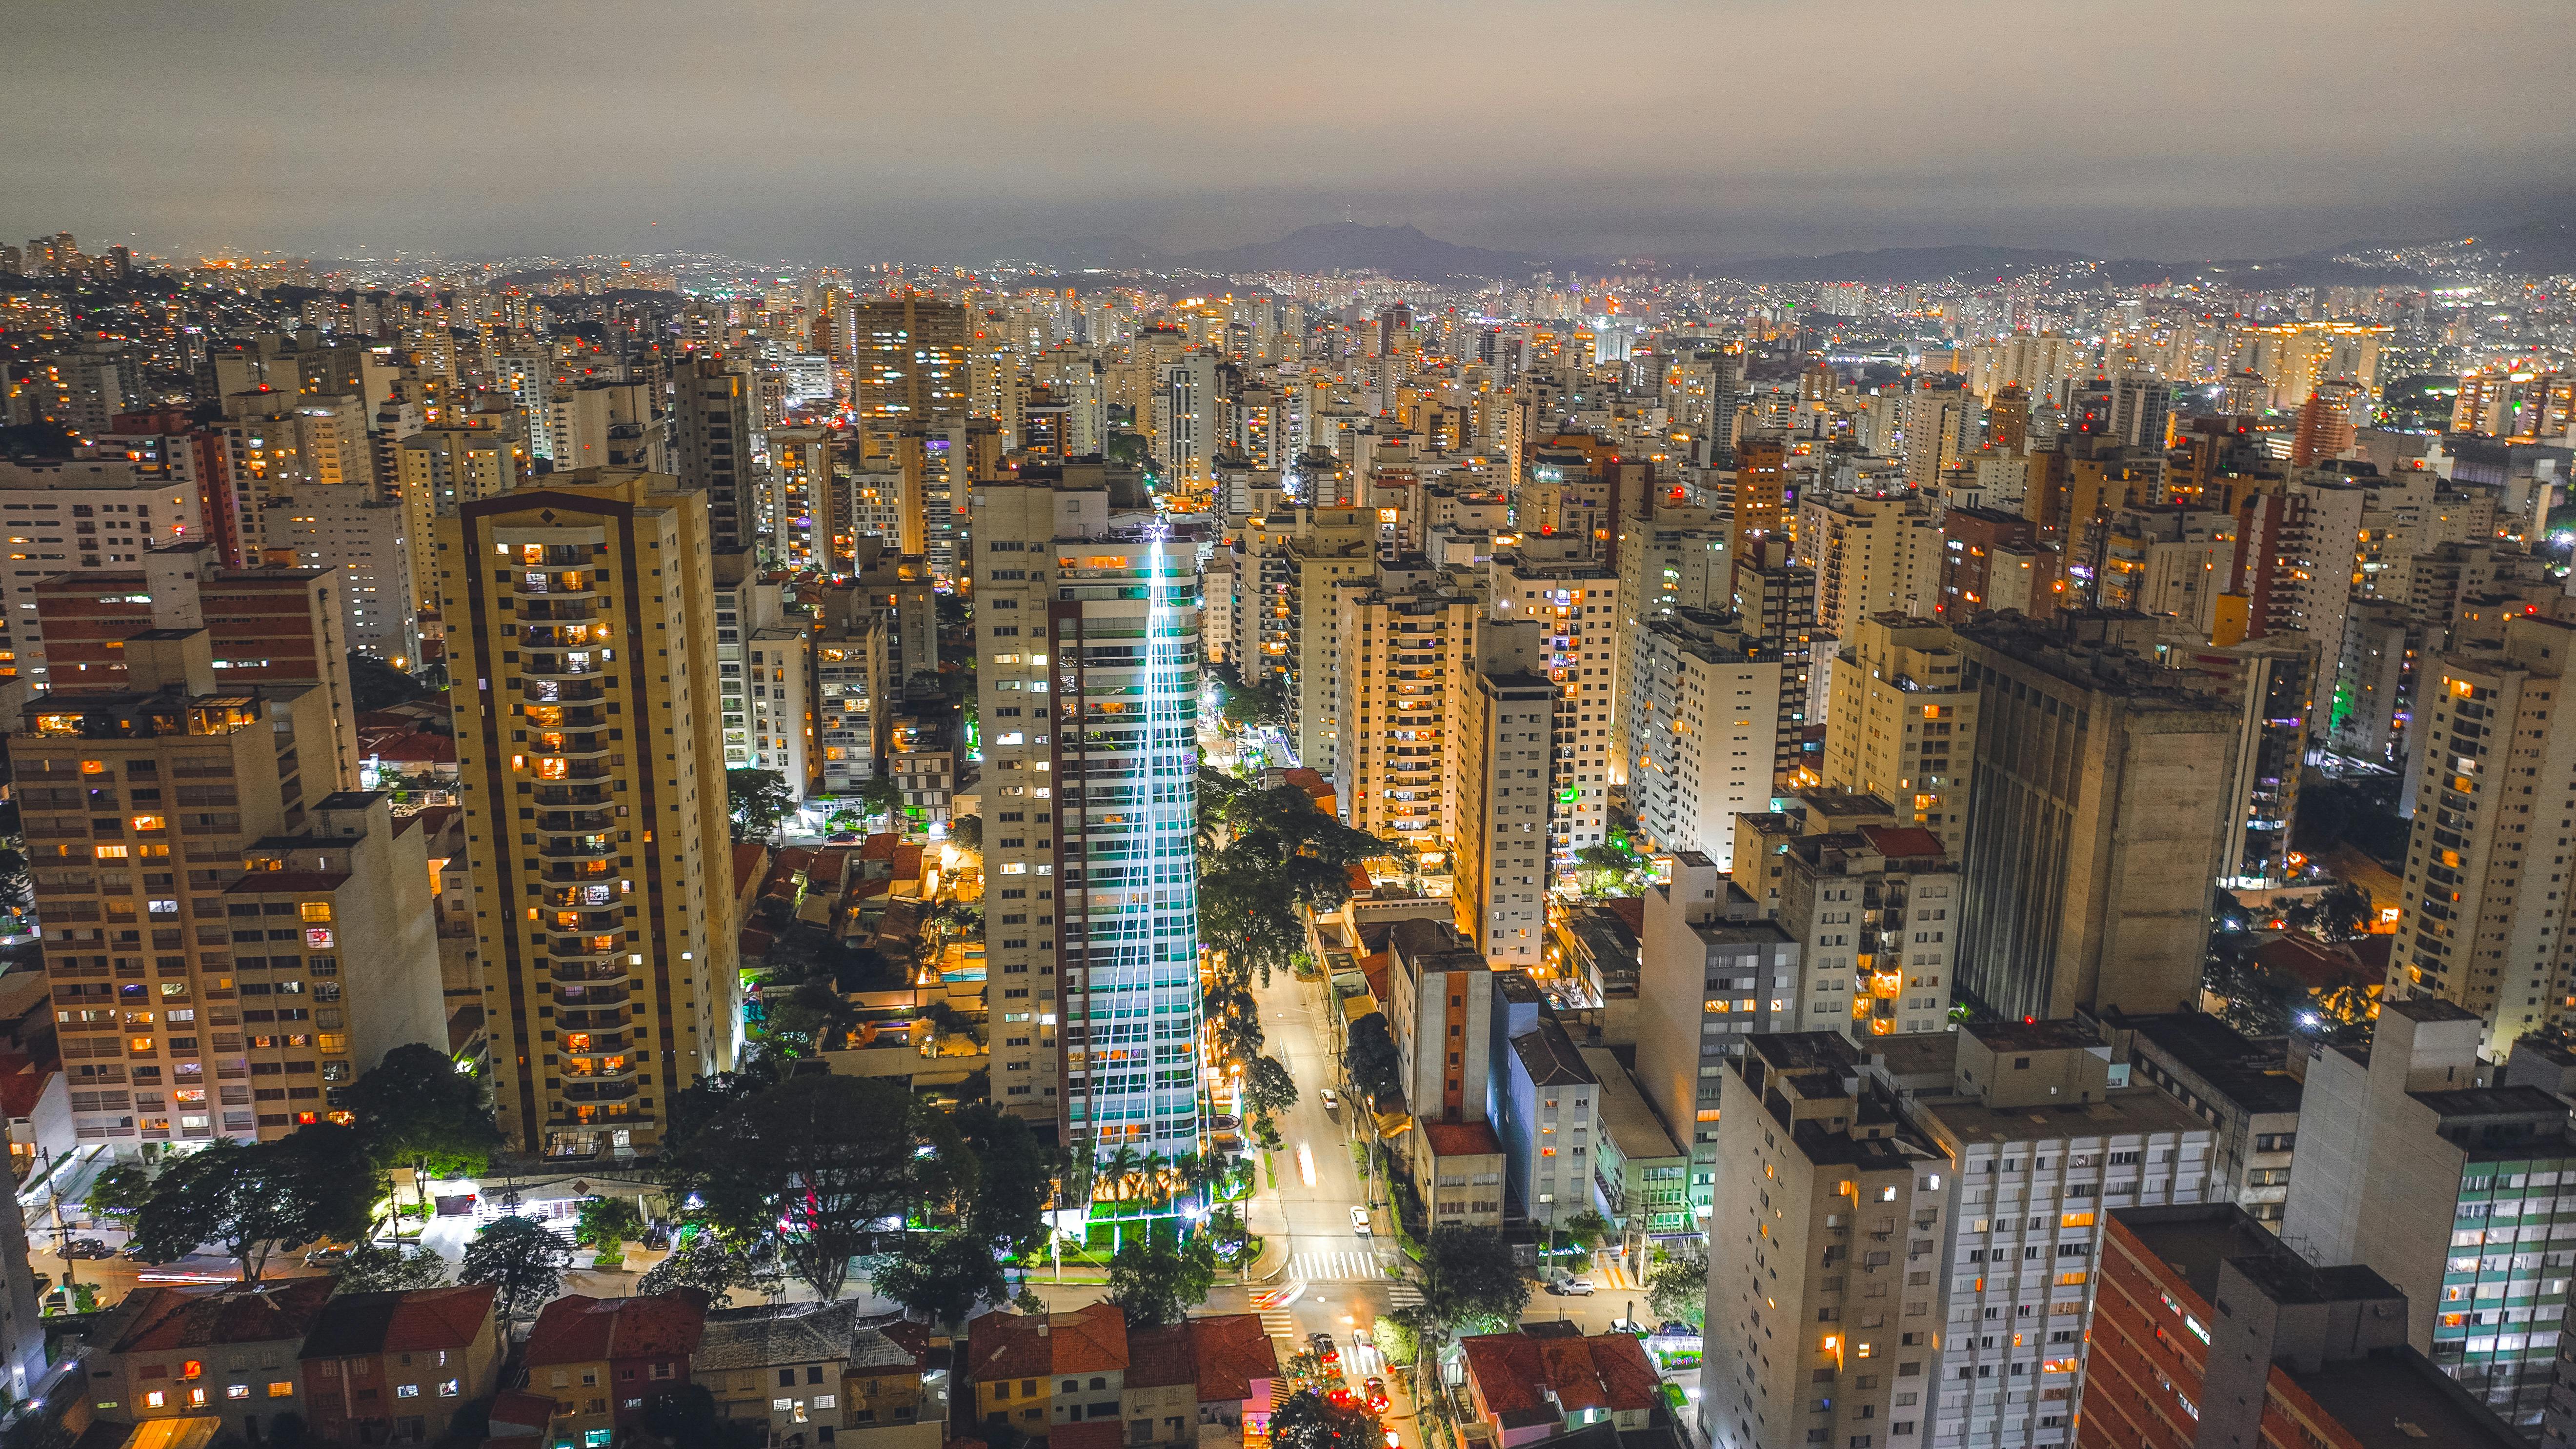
top-left (541, 860), bottom-right (617, 884)
top-left (535, 809), bottom-right (617, 834)
top-left (522, 654), bottom-right (603, 681)
top-left (538, 836), bottom-right (617, 862)
top-left (533, 784), bottom-right (614, 808)
top-left (519, 676), bottom-right (606, 705)
top-left (514, 568), bottom-right (595, 597)
top-left (548, 963), bottom-right (630, 987)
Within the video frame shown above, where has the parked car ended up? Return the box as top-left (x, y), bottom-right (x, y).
top-left (60, 1238), bottom-right (111, 1260)
top-left (303, 1247), bottom-right (352, 1268)
top-left (1349, 1205), bottom-right (1372, 1236)
top-left (1319, 1087), bottom-right (1341, 1111)
top-left (1308, 1331), bottom-right (1339, 1367)
top-left (1656, 1320), bottom-right (1700, 1339)
top-left (1544, 1274), bottom-right (1595, 1296)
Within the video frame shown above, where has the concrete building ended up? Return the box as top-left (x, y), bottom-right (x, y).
top-left (258, 485), bottom-right (419, 664)
top-left (2086, 1203), bottom-right (2522, 1449)
top-left (1823, 614), bottom-right (1979, 854)
top-left (1737, 818), bottom-right (1960, 1040)
top-left (1489, 974), bottom-right (1599, 1228)
top-left (673, 356), bottom-right (760, 557)
top-left (1803, 489), bottom-right (1941, 640)
top-left (439, 468), bottom-right (742, 1158)
top-left (1635, 852), bottom-right (1801, 1219)
top-left (1491, 550), bottom-right (1625, 864)
top-left (1454, 661), bottom-right (1557, 969)
top-left (2098, 1011), bottom-right (2303, 1225)
top-left (1623, 607), bottom-right (1783, 871)
top-left (972, 478), bottom-right (1205, 1160)
top-left (2282, 996), bottom-right (2573, 1434)
top-left (1697, 1032), bottom-right (1945, 1449)
top-left (2389, 614), bottom-right (2576, 1059)
top-left (1578, 1045), bottom-right (1690, 1256)
top-left (1331, 564), bottom-right (1481, 842)
top-left (0, 457), bottom-right (202, 693)
top-left (713, 553), bottom-right (815, 790)
top-left (1282, 508), bottom-right (1377, 781)
top-left (1901, 1021), bottom-right (2218, 1449)
top-left (1952, 612), bottom-right (2243, 1022)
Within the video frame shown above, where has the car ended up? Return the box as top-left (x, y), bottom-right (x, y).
top-left (1364, 1377), bottom-right (1389, 1413)
top-left (303, 1247), bottom-right (353, 1268)
top-left (1308, 1331), bottom-right (1339, 1367)
top-left (1545, 1274), bottom-right (1595, 1296)
top-left (1657, 1320), bottom-right (1699, 1339)
top-left (1350, 1205), bottom-right (1372, 1235)
top-left (1319, 1087), bottom-right (1341, 1111)
top-left (59, 1238), bottom-right (111, 1260)
top-left (1384, 1432), bottom-right (1401, 1449)
top-left (826, 832), bottom-right (861, 844)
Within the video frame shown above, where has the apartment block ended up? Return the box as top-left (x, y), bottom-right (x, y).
top-left (1332, 565), bottom-right (1480, 841)
top-left (1282, 508), bottom-right (1376, 781)
top-left (1952, 612), bottom-right (2242, 1022)
top-left (1455, 662), bottom-right (1556, 968)
top-left (2097, 1011), bottom-right (2303, 1226)
top-left (1636, 852), bottom-right (1800, 1218)
top-left (1739, 818), bottom-right (1959, 1039)
top-left (1623, 607), bottom-right (1783, 871)
top-left (1802, 490), bottom-right (1940, 640)
top-left (1697, 1032), bottom-right (1944, 1449)
top-left (0, 457), bottom-right (201, 692)
top-left (673, 357), bottom-right (760, 557)
top-left (439, 467), bottom-right (741, 1158)
top-left (712, 553), bottom-right (815, 790)
top-left (1489, 973), bottom-right (1599, 1227)
top-left (1491, 549), bottom-right (1624, 862)
top-left (1823, 614), bottom-right (1978, 854)
top-left (258, 485), bottom-right (419, 665)
top-left (2390, 614), bottom-right (2576, 1059)
top-left (14, 631), bottom-right (410, 1148)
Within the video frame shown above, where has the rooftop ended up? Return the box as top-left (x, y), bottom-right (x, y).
top-left (2289, 1348), bottom-right (2529, 1449)
top-left (1509, 1019), bottom-right (1596, 1089)
top-left (1915, 1083), bottom-right (2209, 1148)
top-left (300, 1285), bottom-right (498, 1359)
top-left (523, 1292), bottom-right (706, 1367)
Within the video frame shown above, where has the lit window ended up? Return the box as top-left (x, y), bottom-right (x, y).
top-left (269, 1382), bottom-right (294, 1398)
top-left (299, 902), bottom-right (332, 923)
top-left (145, 1391), bottom-right (165, 1409)
top-left (439, 1379), bottom-right (460, 1397)
top-left (227, 1386), bottom-right (249, 1400)
top-left (397, 1384), bottom-right (420, 1398)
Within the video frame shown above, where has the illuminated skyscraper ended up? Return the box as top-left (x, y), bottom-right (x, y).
top-left (973, 475), bottom-right (1204, 1161)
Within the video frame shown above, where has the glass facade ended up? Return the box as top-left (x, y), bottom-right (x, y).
top-left (1057, 530), bottom-right (1205, 1163)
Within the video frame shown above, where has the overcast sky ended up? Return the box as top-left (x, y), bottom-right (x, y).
top-left (7, 0), bottom-right (2571, 268)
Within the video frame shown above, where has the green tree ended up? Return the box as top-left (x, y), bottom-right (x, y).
top-left (574, 1195), bottom-right (644, 1252)
top-left (1344, 1015), bottom-right (1403, 1106)
top-left (84, 1162), bottom-right (156, 1229)
top-left (346, 650), bottom-right (429, 711)
top-left (1559, 1209), bottom-right (1612, 1254)
top-left (1243, 1056), bottom-right (1298, 1142)
top-left (951, 1103), bottom-right (1062, 1254)
top-left (727, 768), bottom-right (797, 843)
top-left (1105, 1232), bottom-right (1219, 1329)
top-left (344, 1043), bottom-right (501, 1214)
top-left (947, 814), bottom-right (983, 853)
top-left (662, 1073), bottom-right (919, 1302)
top-left (127, 1126), bottom-right (375, 1283)
top-left (2314, 881), bottom-right (2374, 942)
top-left (856, 771), bottom-right (906, 830)
top-left (1270, 1389), bottom-right (1383, 1449)
top-left (871, 1230), bottom-right (1009, 1328)
top-left (642, 1384), bottom-right (767, 1449)
top-left (637, 1229), bottom-right (767, 1302)
top-left (1418, 1225), bottom-right (1528, 1334)
top-left (332, 1243), bottom-right (451, 1294)
top-left (459, 1215), bottom-right (572, 1339)
top-left (760, 979), bottom-right (861, 1057)
top-left (1371, 1314), bottom-right (1419, 1366)
top-left (1645, 1251), bottom-right (1707, 1330)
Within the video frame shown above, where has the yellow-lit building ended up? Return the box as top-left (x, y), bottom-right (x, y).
top-left (438, 467), bottom-right (739, 1157)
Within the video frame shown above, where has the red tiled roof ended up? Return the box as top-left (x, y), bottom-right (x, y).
top-left (860, 833), bottom-right (901, 862)
top-left (966, 1305), bottom-right (1131, 1385)
top-left (487, 1388), bottom-right (557, 1432)
top-left (367, 731), bottom-right (457, 765)
top-left (1602, 898), bottom-right (1645, 938)
top-left (1459, 1334), bottom-right (1548, 1417)
top-left (2254, 935), bottom-right (2375, 992)
top-left (523, 1293), bottom-right (705, 1368)
top-left (1188, 1314), bottom-right (1279, 1403)
top-left (0, 1055), bottom-right (45, 1120)
top-left (1583, 1334), bottom-right (1660, 1413)
top-left (301, 1284), bottom-right (498, 1358)
top-left (893, 843), bottom-right (925, 880)
top-left (1125, 1323), bottom-right (1195, 1390)
top-left (1856, 825), bottom-right (1945, 860)
top-left (1461, 1331), bottom-right (1660, 1423)
top-left (112, 1280), bottom-right (336, 1352)
top-left (1346, 863), bottom-right (1373, 893)
top-left (1421, 1119), bottom-right (1504, 1159)
top-left (732, 843), bottom-right (769, 897)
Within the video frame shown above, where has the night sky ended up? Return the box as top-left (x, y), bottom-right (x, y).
top-left (9, 0), bottom-right (2572, 266)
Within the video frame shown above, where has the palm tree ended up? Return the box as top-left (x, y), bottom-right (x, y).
top-left (1136, 1152), bottom-right (1171, 1208)
top-left (1102, 1145), bottom-right (1144, 1203)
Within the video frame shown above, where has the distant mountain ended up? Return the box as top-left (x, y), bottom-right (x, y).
top-left (1682, 245), bottom-right (2091, 284)
top-left (983, 234), bottom-right (1167, 270)
top-left (2459, 219), bottom-right (2576, 276)
top-left (1166, 222), bottom-right (1545, 280)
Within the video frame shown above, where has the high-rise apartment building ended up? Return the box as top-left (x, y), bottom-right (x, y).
top-left (1635, 853), bottom-right (1800, 1219)
top-left (396, 415), bottom-right (525, 624)
top-left (258, 486), bottom-right (418, 665)
top-left (1823, 614), bottom-right (1979, 854)
top-left (438, 467), bottom-right (740, 1158)
top-left (711, 553), bottom-right (815, 789)
top-left (1737, 816), bottom-right (1960, 1039)
top-left (2389, 614), bottom-right (2576, 1058)
top-left (1623, 607), bottom-right (1782, 869)
top-left (673, 357), bottom-right (760, 558)
top-left (0, 458), bottom-right (203, 693)
top-left (1283, 509), bottom-right (1377, 780)
top-left (971, 476), bottom-right (1205, 1159)
top-left (851, 295), bottom-right (968, 439)
top-left (1491, 550), bottom-right (1624, 862)
top-left (1952, 613), bottom-right (2242, 1022)
top-left (1332, 565), bottom-right (1481, 841)
top-left (1802, 490), bottom-right (1941, 640)
top-left (2282, 997), bottom-right (2576, 1434)
top-left (14, 629), bottom-right (438, 1148)
top-left (1732, 537), bottom-right (1820, 789)
top-left (1454, 644), bottom-right (1555, 969)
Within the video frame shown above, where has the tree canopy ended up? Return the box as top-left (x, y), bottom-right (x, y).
top-left (127, 1126), bottom-right (375, 1282)
top-left (1418, 1225), bottom-right (1529, 1334)
top-left (661, 1073), bottom-right (918, 1302)
top-left (333, 1243), bottom-right (451, 1294)
top-left (727, 769), bottom-right (797, 843)
top-left (1270, 1389), bottom-right (1384, 1449)
top-left (345, 1043), bottom-right (501, 1184)
top-left (1645, 1251), bottom-right (1707, 1330)
top-left (459, 1215), bottom-right (572, 1333)
top-left (1104, 1232), bottom-right (1219, 1329)
top-left (872, 1229), bottom-right (1010, 1328)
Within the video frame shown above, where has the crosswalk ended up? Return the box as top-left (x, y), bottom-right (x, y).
top-left (1291, 1249), bottom-right (1392, 1283)
top-left (1591, 1259), bottom-right (1637, 1290)
top-left (1260, 1308), bottom-right (1298, 1342)
top-left (1386, 1282), bottom-right (1423, 1308)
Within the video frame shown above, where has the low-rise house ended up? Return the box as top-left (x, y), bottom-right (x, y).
top-left (522, 1292), bottom-right (707, 1447)
top-left (87, 1278), bottom-right (335, 1439)
top-left (966, 1305), bottom-right (1129, 1435)
top-left (1457, 1328), bottom-right (1661, 1449)
top-left (1180, 1313), bottom-right (1280, 1447)
top-left (300, 1283), bottom-right (503, 1445)
top-left (692, 1299), bottom-right (942, 1449)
